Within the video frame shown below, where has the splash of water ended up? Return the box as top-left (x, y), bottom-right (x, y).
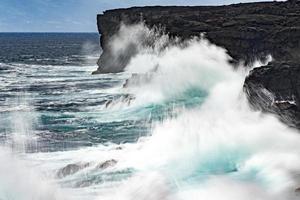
top-left (98, 23), bottom-right (171, 73)
top-left (91, 23), bottom-right (300, 200)
top-left (0, 147), bottom-right (67, 200)
top-left (124, 38), bottom-right (234, 105)
top-left (8, 93), bottom-right (39, 152)
top-left (1, 23), bottom-right (300, 200)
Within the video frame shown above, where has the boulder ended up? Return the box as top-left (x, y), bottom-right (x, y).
top-left (96, 159), bottom-right (118, 169)
top-left (57, 163), bottom-right (90, 178)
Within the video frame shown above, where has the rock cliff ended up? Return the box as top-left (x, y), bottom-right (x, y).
top-left (244, 61), bottom-right (300, 128)
top-left (94, 0), bottom-right (300, 128)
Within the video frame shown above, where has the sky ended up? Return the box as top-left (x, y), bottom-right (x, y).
top-left (0, 0), bottom-right (268, 32)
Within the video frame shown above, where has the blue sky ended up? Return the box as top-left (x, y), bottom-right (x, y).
top-left (0, 0), bottom-right (267, 32)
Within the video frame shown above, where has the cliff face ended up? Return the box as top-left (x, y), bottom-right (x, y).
top-left (95, 0), bottom-right (300, 73)
top-left (94, 0), bottom-right (300, 128)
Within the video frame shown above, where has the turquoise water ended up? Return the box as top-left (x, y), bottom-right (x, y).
top-left (1, 33), bottom-right (300, 200)
top-left (0, 62), bottom-right (207, 151)
top-left (0, 33), bottom-right (210, 199)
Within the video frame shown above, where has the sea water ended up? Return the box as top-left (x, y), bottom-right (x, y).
top-left (0, 28), bottom-right (300, 200)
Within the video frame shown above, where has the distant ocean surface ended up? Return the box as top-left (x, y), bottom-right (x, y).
top-left (1, 31), bottom-right (300, 200)
top-left (0, 33), bottom-right (100, 65)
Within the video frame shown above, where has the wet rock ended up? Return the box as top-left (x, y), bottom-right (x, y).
top-left (96, 159), bottom-right (118, 169)
top-left (74, 180), bottom-right (94, 188)
top-left (244, 61), bottom-right (300, 128)
top-left (57, 163), bottom-right (90, 178)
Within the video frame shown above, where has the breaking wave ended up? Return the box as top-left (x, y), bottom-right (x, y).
top-left (90, 24), bottom-right (300, 200)
top-left (0, 24), bottom-right (299, 200)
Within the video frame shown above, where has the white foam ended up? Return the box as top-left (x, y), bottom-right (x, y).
top-left (2, 23), bottom-right (300, 200)
top-left (90, 24), bottom-right (300, 200)
top-left (0, 147), bottom-right (67, 200)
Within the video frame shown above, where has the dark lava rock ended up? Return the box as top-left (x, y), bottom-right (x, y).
top-left (244, 61), bottom-right (300, 128)
top-left (96, 159), bottom-right (118, 169)
top-left (93, 0), bottom-right (300, 74)
top-left (57, 163), bottom-right (90, 178)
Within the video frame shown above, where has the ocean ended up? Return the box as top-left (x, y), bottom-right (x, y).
top-left (1, 29), bottom-right (300, 200)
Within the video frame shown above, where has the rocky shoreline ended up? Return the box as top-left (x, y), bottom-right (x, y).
top-left (244, 61), bottom-right (300, 128)
top-left (94, 0), bottom-right (300, 128)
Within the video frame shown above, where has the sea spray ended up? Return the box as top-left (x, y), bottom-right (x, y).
top-left (0, 33), bottom-right (107, 200)
top-left (7, 93), bottom-right (39, 152)
top-left (91, 23), bottom-right (300, 200)
top-left (124, 38), bottom-right (233, 105)
top-left (0, 25), bottom-right (300, 200)
top-left (98, 23), bottom-right (171, 73)
top-left (0, 147), bottom-right (67, 200)
top-left (25, 24), bottom-right (300, 200)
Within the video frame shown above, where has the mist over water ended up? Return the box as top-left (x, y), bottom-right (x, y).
top-left (0, 27), bottom-right (300, 200)
top-left (92, 24), bottom-right (300, 200)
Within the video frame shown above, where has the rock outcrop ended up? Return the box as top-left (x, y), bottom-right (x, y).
top-left (94, 0), bottom-right (300, 74)
top-left (94, 0), bottom-right (300, 127)
top-left (57, 163), bottom-right (90, 178)
top-left (244, 61), bottom-right (300, 128)
top-left (96, 159), bottom-right (117, 169)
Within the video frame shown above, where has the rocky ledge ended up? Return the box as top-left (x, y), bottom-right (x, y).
top-left (94, 0), bottom-right (300, 128)
top-left (244, 61), bottom-right (300, 128)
